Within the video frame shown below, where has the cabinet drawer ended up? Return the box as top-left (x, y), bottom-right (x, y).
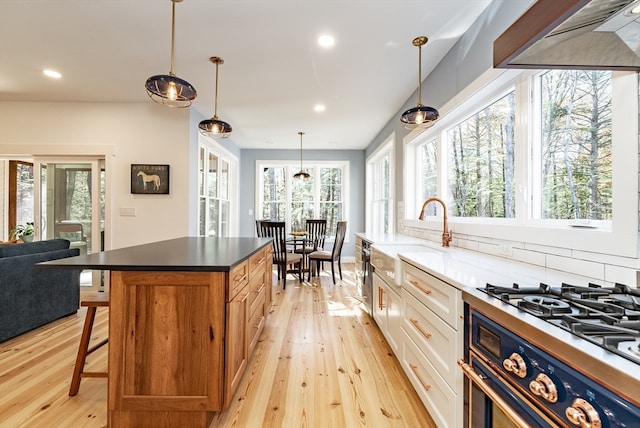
top-left (402, 333), bottom-right (457, 428)
top-left (402, 262), bottom-right (461, 327)
top-left (247, 292), bottom-right (266, 353)
top-left (249, 247), bottom-right (267, 278)
top-left (402, 288), bottom-right (461, 388)
top-left (229, 260), bottom-right (249, 301)
top-left (248, 271), bottom-right (266, 318)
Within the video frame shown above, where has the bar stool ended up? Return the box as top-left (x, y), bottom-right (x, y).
top-left (69, 293), bottom-right (109, 396)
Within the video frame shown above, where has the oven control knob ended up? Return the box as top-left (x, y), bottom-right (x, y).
top-left (565, 398), bottom-right (602, 428)
top-left (529, 373), bottom-right (558, 403)
top-left (502, 353), bottom-right (527, 378)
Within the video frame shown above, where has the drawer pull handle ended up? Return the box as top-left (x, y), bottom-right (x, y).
top-left (256, 284), bottom-right (265, 295)
top-left (409, 364), bottom-right (431, 391)
top-left (233, 273), bottom-right (247, 283)
top-left (410, 318), bottom-right (432, 339)
top-left (378, 288), bottom-right (385, 310)
top-left (409, 280), bottom-right (432, 295)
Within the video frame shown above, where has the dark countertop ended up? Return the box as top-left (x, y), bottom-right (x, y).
top-left (37, 237), bottom-right (273, 272)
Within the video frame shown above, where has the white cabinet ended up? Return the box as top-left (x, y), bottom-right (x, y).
top-left (372, 271), bottom-right (402, 355)
top-left (400, 260), bottom-right (463, 428)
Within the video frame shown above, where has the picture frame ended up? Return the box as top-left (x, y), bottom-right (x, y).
top-left (130, 164), bottom-right (170, 194)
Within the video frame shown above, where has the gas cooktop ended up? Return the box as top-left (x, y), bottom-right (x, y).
top-left (480, 282), bottom-right (640, 365)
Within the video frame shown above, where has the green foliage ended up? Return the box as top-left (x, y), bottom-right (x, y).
top-left (10, 222), bottom-right (34, 239)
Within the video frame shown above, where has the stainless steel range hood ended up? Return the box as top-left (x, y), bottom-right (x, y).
top-left (494, 0), bottom-right (640, 70)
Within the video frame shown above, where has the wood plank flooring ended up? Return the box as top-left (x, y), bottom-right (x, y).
top-left (0, 264), bottom-right (436, 428)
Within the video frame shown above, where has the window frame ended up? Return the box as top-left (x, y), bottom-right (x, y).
top-left (403, 68), bottom-right (638, 258)
top-left (366, 132), bottom-right (395, 235)
top-left (255, 159), bottom-right (349, 236)
top-left (198, 140), bottom-right (238, 238)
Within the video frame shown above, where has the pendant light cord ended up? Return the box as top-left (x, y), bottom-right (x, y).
top-left (299, 131), bottom-right (304, 170)
top-left (214, 60), bottom-right (219, 119)
top-left (417, 43), bottom-right (422, 106)
top-left (169, 0), bottom-right (176, 76)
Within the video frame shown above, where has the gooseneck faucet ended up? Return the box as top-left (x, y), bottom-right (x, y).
top-left (418, 197), bottom-right (453, 247)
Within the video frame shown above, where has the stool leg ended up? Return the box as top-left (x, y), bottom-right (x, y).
top-left (69, 306), bottom-right (97, 396)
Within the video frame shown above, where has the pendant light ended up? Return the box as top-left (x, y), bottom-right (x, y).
top-left (400, 36), bottom-right (439, 130)
top-left (293, 131), bottom-right (310, 180)
top-left (145, 0), bottom-right (197, 108)
top-left (198, 57), bottom-right (232, 139)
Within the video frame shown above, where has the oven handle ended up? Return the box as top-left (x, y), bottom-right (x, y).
top-left (458, 359), bottom-right (533, 428)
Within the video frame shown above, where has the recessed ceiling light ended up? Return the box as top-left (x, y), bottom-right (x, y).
top-left (317, 35), bottom-right (335, 48)
top-left (43, 69), bottom-right (62, 79)
top-left (628, 2), bottom-right (640, 15)
top-left (314, 104), bottom-right (326, 112)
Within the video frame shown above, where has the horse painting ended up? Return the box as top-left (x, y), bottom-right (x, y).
top-left (137, 171), bottom-right (161, 191)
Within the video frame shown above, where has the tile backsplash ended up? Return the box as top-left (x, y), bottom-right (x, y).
top-left (398, 205), bottom-right (639, 288)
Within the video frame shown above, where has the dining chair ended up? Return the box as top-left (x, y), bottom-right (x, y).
top-left (259, 221), bottom-right (303, 289)
top-left (307, 221), bottom-right (347, 284)
top-left (255, 219), bottom-right (265, 237)
top-left (294, 219), bottom-right (327, 256)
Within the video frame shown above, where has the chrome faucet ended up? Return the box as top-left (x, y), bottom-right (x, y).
top-left (418, 197), bottom-right (453, 247)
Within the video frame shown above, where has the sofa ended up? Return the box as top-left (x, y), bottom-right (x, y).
top-left (0, 239), bottom-right (81, 342)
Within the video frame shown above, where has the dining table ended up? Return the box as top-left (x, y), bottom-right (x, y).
top-left (287, 232), bottom-right (310, 276)
top-left (287, 232), bottom-right (328, 279)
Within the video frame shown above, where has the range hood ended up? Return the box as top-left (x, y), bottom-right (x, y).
top-left (494, 0), bottom-right (640, 70)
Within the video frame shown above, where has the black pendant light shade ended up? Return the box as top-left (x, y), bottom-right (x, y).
top-left (293, 131), bottom-right (310, 180)
top-left (145, 74), bottom-right (197, 108)
top-left (400, 105), bottom-right (439, 128)
top-left (145, 0), bottom-right (197, 108)
top-left (199, 57), bottom-right (232, 139)
top-left (400, 36), bottom-right (439, 130)
top-left (198, 117), bottom-right (232, 138)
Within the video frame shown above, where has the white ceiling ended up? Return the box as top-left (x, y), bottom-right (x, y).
top-left (0, 0), bottom-right (493, 150)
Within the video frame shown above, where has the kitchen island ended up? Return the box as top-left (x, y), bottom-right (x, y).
top-left (39, 237), bottom-right (273, 428)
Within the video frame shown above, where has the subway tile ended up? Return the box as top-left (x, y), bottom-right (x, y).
top-left (546, 254), bottom-right (604, 280)
top-left (604, 264), bottom-right (637, 286)
top-left (511, 247), bottom-right (546, 267)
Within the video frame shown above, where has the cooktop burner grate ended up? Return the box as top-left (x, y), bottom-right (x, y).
top-left (481, 281), bottom-right (640, 365)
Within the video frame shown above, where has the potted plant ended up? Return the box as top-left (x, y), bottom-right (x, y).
top-left (10, 222), bottom-right (35, 242)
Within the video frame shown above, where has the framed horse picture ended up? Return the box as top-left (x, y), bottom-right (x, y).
top-left (131, 164), bottom-right (170, 194)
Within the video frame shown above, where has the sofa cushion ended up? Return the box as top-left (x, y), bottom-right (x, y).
top-left (0, 247), bottom-right (80, 343)
top-left (0, 239), bottom-right (70, 258)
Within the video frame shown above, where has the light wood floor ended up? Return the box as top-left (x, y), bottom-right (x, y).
top-left (0, 264), bottom-right (436, 428)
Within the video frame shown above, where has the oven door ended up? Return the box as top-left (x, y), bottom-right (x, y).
top-left (361, 244), bottom-right (373, 315)
top-left (459, 356), bottom-right (560, 428)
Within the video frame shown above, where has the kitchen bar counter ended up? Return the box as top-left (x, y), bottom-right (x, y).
top-left (40, 237), bottom-right (274, 428)
top-left (38, 236), bottom-right (273, 271)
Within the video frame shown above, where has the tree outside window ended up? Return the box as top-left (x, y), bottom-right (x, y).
top-left (539, 70), bottom-right (612, 220)
top-left (418, 139), bottom-right (437, 217)
top-left (446, 91), bottom-right (516, 218)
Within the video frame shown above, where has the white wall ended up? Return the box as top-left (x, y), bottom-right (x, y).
top-left (0, 102), bottom-right (193, 249)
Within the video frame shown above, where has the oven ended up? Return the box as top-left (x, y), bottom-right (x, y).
top-left (361, 239), bottom-right (373, 315)
top-left (460, 283), bottom-right (640, 428)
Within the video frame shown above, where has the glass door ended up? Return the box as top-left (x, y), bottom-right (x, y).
top-left (34, 158), bottom-right (105, 291)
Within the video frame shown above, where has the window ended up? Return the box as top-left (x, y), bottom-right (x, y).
top-left (366, 135), bottom-right (394, 234)
top-left (447, 90), bottom-right (515, 218)
top-left (198, 144), bottom-right (236, 237)
top-left (9, 161), bottom-right (34, 231)
top-left (534, 70), bottom-right (612, 221)
top-left (257, 161), bottom-right (348, 236)
top-left (404, 68), bottom-right (637, 257)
